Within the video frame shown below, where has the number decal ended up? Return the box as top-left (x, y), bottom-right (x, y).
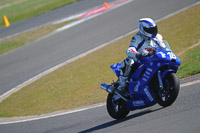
top-left (157, 52), bottom-right (166, 58)
top-left (167, 52), bottom-right (176, 59)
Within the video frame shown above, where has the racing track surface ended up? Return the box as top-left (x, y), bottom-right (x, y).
top-left (0, 0), bottom-right (198, 97)
top-left (1, 81), bottom-right (200, 133)
top-left (0, 0), bottom-right (117, 40)
top-left (0, 0), bottom-right (199, 132)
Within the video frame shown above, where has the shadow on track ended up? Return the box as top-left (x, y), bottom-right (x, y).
top-left (79, 107), bottom-right (163, 133)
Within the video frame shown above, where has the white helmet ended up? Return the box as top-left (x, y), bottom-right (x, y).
top-left (139, 18), bottom-right (158, 38)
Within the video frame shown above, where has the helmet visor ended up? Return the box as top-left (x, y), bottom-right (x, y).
top-left (143, 26), bottom-right (158, 36)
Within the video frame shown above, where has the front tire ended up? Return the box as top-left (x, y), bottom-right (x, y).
top-left (106, 93), bottom-right (129, 119)
top-left (154, 73), bottom-right (180, 107)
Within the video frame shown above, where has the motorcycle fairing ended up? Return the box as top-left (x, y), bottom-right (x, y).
top-left (126, 48), bottom-right (181, 111)
top-left (109, 46), bottom-right (181, 111)
top-left (127, 63), bottom-right (157, 111)
top-left (110, 63), bottom-right (121, 78)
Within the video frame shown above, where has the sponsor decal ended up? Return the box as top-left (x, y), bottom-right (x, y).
top-left (144, 87), bottom-right (154, 101)
top-left (167, 52), bottom-right (176, 60)
top-left (133, 100), bottom-right (145, 107)
top-left (157, 52), bottom-right (166, 58)
top-left (143, 74), bottom-right (150, 79)
top-left (142, 78), bottom-right (147, 82)
top-left (143, 68), bottom-right (152, 82)
top-left (129, 48), bottom-right (138, 54)
top-left (147, 68), bottom-right (153, 72)
top-left (134, 81), bottom-right (140, 92)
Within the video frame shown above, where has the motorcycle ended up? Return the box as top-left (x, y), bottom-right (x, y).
top-left (100, 40), bottom-right (181, 119)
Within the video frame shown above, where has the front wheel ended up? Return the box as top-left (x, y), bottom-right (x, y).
top-left (106, 93), bottom-right (129, 119)
top-left (154, 73), bottom-right (180, 107)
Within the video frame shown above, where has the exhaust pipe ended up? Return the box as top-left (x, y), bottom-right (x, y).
top-left (100, 82), bottom-right (128, 101)
top-left (100, 82), bottom-right (115, 93)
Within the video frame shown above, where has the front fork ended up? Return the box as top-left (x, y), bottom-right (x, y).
top-left (157, 71), bottom-right (164, 90)
top-left (157, 70), bottom-right (172, 98)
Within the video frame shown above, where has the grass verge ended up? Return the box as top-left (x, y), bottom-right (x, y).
top-left (0, 19), bottom-right (79, 55)
top-left (0, 0), bottom-right (79, 27)
top-left (0, 4), bottom-right (199, 117)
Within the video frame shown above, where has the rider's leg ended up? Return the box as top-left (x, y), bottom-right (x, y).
top-left (117, 57), bottom-right (134, 91)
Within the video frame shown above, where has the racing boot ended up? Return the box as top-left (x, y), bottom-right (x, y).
top-left (117, 57), bottom-right (134, 91)
top-left (117, 76), bottom-right (128, 92)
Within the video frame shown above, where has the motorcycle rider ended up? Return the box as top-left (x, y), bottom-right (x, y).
top-left (117, 18), bottom-right (167, 91)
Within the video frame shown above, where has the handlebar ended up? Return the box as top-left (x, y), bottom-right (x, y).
top-left (136, 48), bottom-right (157, 59)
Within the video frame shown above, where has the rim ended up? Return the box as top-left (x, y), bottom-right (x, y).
top-left (158, 78), bottom-right (172, 102)
top-left (112, 97), bottom-right (123, 112)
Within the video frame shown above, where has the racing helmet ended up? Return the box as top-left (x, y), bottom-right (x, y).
top-left (139, 18), bottom-right (158, 38)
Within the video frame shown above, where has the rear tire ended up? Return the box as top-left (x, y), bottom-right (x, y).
top-left (106, 93), bottom-right (129, 119)
top-left (154, 73), bottom-right (180, 107)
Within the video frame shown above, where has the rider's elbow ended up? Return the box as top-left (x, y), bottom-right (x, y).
top-left (126, 47), bottom-right (138, 59)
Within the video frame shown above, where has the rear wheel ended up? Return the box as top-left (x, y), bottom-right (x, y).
top-left (154, 73), bottom-right (180, 107)
top-left (106, 93), bottom-right (129, 119)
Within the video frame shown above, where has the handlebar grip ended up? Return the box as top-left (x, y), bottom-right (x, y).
top-left (136, 49), bottom-right (157, 59)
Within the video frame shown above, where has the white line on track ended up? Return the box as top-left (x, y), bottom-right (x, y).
top-left (0, 103), bottom-right (105, 125)
top-left (0, 0), bottom-right (199, 125)
top-left (0, 0), bottom-right (132, 42)
top-left (54, 0), bottom-right (134, 32)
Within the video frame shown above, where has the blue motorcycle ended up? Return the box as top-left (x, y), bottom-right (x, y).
top-left (100, 40), bottom-right (181, 119)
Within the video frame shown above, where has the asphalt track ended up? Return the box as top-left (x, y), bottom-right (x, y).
top-left (0, 0), bottom-right (199, 132)
top-left (0, 81), bottom-right (200, 133)
top-left (0, 0), bottom-right (117, 40)
top-left (0, 0), bottom-right (198, 97)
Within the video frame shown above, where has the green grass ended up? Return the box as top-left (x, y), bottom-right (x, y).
top-left (177, 45), bottom-right (200, 78)
top-left (0, 0), bottom-right (79, 27)
top-left (0, 4), bottom-right (199, 117)
top-left (0, 41), bottom-right (23, 55)
top-left (0, 19), bottom-right (79, 55)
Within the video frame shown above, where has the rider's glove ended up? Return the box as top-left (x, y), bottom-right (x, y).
top-left (148, 49), bottom-right (157, 56)
top-left (147, 51), bottom-right (154, 57)
top-left (136, 49), bottom-right (157, 59)
top-left (136, 50), bottom-right (148, 59)
top-left (136, 53), bottom-right (143, 59)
